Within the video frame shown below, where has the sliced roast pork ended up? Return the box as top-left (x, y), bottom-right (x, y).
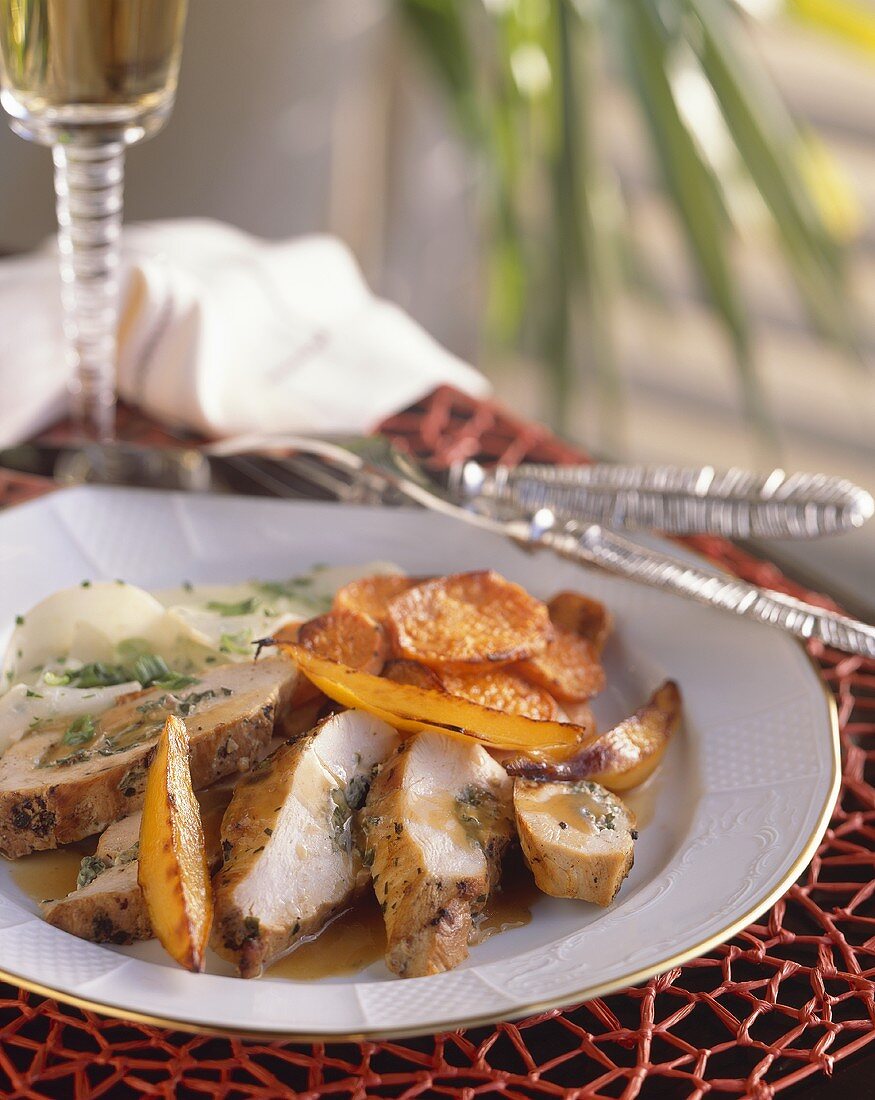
top-left (0, 655), bottom-right (299, 858)
top-left (41, 774), bottom-right (240, 944)
top-left (514, 778), bottom-right (636, 906)
top-left (362, 730), bottom-right (513, 978)
top-left (212, 709), bottom-right (399, 977)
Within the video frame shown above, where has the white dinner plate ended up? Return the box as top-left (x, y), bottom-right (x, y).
top-left (0, 487), bottom-right (839, 1039)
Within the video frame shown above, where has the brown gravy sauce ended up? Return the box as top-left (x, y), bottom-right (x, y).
top-left (267, 895), bottom-right (387, 980)
top-left (471, 862), bottom-right (539, 945)
top-left (8, 840), bottom-right (95, 904)
top-left (269, 861), bottom-right (539, 979)
top-left (623, 776), bottom-right (658, 830)
top-left (10, 847), bottom-right (540, 983)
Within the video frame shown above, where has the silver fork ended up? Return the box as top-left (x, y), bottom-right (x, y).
top-left (208, 433), bottom-right (874, 537)
top-left (205, 434), bottom-right (875, 659)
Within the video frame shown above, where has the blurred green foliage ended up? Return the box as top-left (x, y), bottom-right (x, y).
top-left (398, 0), bottom-right (860, 452)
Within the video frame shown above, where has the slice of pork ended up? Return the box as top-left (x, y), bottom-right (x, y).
top-left (362, 730), bottom-right (513, 978)
top-left (0, 656), bottom-right (298, 858)
top-left (514, 778), bottom-right (636, 906)
top-left (211, 709), bottom-right (399, 978)
top-left (41, 776), bottom-right (239, 944)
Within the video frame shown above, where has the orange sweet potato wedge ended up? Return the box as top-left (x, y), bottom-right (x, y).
top-left (279, 642), bottom-right (586, 753)
top-left (138, 715), bottom-right (212, 972)
top-left (441, 668), bottom-right (561, 722)
top-left (547, 591), bottom-right (613, 653)
top-left (507, 680), bottom-right (681, 791)
top-left (386, 570), bottom-right (552, 671)
top-left (333, 574), bottom-right (423, 624)
top-left (515, 627), bottom-right (606, 702)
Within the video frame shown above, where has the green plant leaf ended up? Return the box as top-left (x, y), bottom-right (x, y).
top-left (612, 0), bottom-right (773, 442)
top-left (686, 0), bottom-right (858, 355)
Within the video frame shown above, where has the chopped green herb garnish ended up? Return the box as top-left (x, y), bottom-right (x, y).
top-left (14, 615), bottom-right (24, 626)
top-left (76, 855), bottom-right (108, 889)
top-left (132, 654), bottom-right (170, 686)
top-left (207, 596), bottom-right (260, 616)
top-left (43, 670), bottom-right (72, 687)
top-left (62, 714), bottom-right (96, 746)
top-left (219, 631), bottom-right (251, 655)
top-left (25, 689), bottom-right (42, 699)
top-left (69, 662), bottom-right (129, 688)
top-left (182, 580), bottom-right (194, 592)
top-left (346, 775), bottom-right (369, 812)
top-left (80, 580), bottom-right (91, 588)
top-left (42, 653), bottom-right (195, 692)
top-left (153, 671), bottom-right (199, 691)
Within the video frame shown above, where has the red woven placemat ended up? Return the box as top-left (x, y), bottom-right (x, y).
top-left (0, 386), bottom-right (872, 1099)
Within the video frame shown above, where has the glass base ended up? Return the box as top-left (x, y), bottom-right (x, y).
top-left (0, 87), bottom-right (175, 146)
top-left (53, 443), bottom-right (212, 492)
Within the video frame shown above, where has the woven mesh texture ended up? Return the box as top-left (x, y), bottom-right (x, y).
top-left (0, 385), bottom-right (872, 1098)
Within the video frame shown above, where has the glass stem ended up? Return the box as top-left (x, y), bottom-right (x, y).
top-left (52, 139), bottom-right (125, 443)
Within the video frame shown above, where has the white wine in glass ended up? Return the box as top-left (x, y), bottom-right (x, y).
top-left (0, 0), bottom-right (188, 446)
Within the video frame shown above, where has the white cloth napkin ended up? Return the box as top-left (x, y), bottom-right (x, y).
top-left (0, 219), bottom-right (490, 447)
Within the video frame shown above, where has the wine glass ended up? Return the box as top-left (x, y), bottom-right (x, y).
top-left (0, 0), bottom-right (189, 463)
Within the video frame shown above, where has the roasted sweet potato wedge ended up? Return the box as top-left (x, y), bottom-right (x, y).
top-left (333, 574), bottom-right (423, 623)
top-left (386, 570), bottom-right (552, 671)
top-left (547, 591), bottom-right (613, 653)
top-left (138, 715), bottom-right (212, 972)
top-left (280, 643), bottom-right (587, 752)
top-left (515, 627), bottom-right (605, 702)
top-left (506, 681), bottom-right (681, 790)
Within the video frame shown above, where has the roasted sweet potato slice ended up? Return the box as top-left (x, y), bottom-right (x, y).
top-left (295, 609), bottom-right (388, 673)
top-left (333, 574), bottom-right (422, 623)
top-left (385, 659), bottom-right (565, 725)
top-left (386, 570), bottom-right (551, 671)
top-left (441, 668), bottom-right (561, 722)
top-left (279, 642), bottom-right (586, 753)
top-left (383, 659), bottom-right (446, 691)
top-left (276, 609), bottom-right (387, 704)
top-left (506, 680), bottom-right (681, 790)
top-left (138, 716), bottom-right (212, 972)
top-left (516, 627), bottom-right (605, 702)
top-left (548, 591), bottom-right (613, 653)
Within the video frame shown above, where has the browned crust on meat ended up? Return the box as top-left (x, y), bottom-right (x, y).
top-left (210, 738), bottom-right (309, 977)
top-left (0, 708), bottom-right (274, 859)
top-left (42, 864), bottom-right (152, 945)
top-left (364, 741), bottom-right (512, 979)
top-left (0, 660), bottom-right (298, 858)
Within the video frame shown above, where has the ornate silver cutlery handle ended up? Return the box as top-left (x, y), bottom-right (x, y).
top-left (537, 521), bottom-right (875, 658)
top-left (475, 463), bottom-right (874, 538)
